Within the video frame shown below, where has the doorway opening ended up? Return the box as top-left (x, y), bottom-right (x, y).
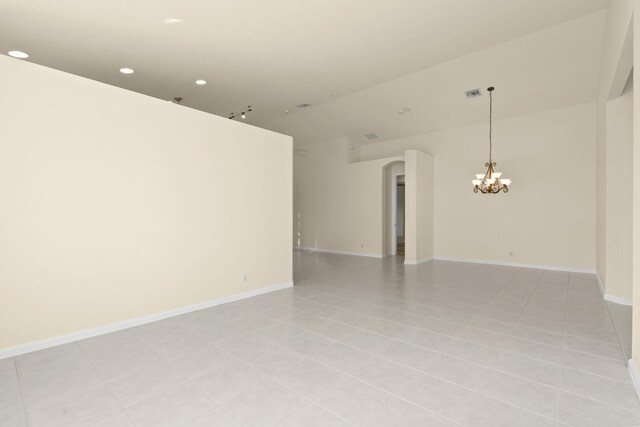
top-left (395, 175), bottom-right (405, 257)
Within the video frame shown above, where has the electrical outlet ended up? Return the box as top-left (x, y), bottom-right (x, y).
top-left (242, 273), bottom-right (248, 283)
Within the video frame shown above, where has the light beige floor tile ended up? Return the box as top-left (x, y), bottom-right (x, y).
top-left (184, 407), bottom-right (243, 427)
top-left (394, 372), bottom-right (479, 425)
top-left (562, 350), bottom-right (630, 382)
top-left (557, 391), bottom-right (640, 427)
top-left (310, 375), bottom-right (396, 426)
top-left (28, 385), bottom-right (120, 427)
top-left (88, 411), bottom-right (134, 426)
top-left (0, 370), bottom-right (19, 395)
top-left (165, 346), bottom-right (235, 379)
top-left (16, 344), bottom-right (83, 368)
top-left (493, 352), bottom-right (561, 387)
top-left (17, 349), bottom-right (92, 387)
top-left (107, 363), bottom-right (185, 407)
top-left (277, 402), bottom-right (350, 427)
top-left (78, 333), bottom-right (147, 364)
top-left (192, 358), bottom-right (266, 405)
top-left (465, 395), bottom-right (555, 427)
top-left (0, 389), bottom-right (27, 427)
top-left (222, 379), bottom-right (307, 427)
top-left (93, 348), bottom-right (164, 383)
top-left (0, 358), bottom-right (15, 372)
top-left (560, 368), bottom-right (640, 411)
top-left (124, 383), bottom-right (215, 427)
top-left (370, 398), bottom-right (457, 426)
top-left (479, 369), bottom-right (559, 418)
top-left (269, 358), bottom-right (345, 402)
top-left (21, 365), bottom-right (103, 411)
top-left (563, 335), bottom-right (626, 361)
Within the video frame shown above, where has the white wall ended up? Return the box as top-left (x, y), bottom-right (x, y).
top-left (405, 150), bottom-right (434, 264)
top-left (596, 0), bottom-right (633, 301)
top-left (0, 56), bottom-right (292, 352)
top-left (605, 75), bottom-right (633, 301)
top-left (355, 102), bottom-right (596, 271)
top-left (294, 137), bottom-right (402, 256)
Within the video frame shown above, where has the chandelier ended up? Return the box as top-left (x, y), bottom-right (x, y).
top-left (472, 87), bottom-right (511, 194)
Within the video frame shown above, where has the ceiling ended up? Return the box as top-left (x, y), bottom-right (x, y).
top-left (0, 0), bottom-right (606, 143)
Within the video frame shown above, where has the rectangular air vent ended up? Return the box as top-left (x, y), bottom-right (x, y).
top-left (465, 88), bottom-right (482, 98)
top-left (465, 89), bottom-right (482, 98)
top-left (365, 133), bottom-right (378, 140)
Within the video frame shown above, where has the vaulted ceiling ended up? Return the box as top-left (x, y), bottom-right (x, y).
top-left (0, 0), bottom-right (606, 144)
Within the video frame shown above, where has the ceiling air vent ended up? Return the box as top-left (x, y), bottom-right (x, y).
top-left (365, 133), bottom-right (378, 140)
top-left (465, 88), bottom-right (482, 98)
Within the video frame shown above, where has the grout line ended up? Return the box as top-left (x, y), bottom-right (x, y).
top-left (257, 307), bottom-right (552, 424)
top-left (273, 284), bottom-right (640, 415)
top-left (13, 358), bottom-right (30, 427)
top-left (556, 269), bottom-right (571, 423)
top-left (298, 276), bottom-right (626, 363)
top-left (128, 309), bottom-right (356, 427)
top-left (75, 337), bottom-right (140, 427)
top-left (602, 298), bottom-right (632, 362)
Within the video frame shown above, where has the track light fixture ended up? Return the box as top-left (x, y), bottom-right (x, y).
top-left (229, 106), bottom-right (253, 120)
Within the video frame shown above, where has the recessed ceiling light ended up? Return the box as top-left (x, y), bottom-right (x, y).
top-left (195, 80), bottom-right (206, 85)
top-left (119, 67), bottom-right (134, 74)
top-left (164, 18), bottom-right (182, 24)
top-left (8, 50), bottom-right (29, 59)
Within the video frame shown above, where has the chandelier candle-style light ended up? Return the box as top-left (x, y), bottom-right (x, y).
top-left (472, 87), bottom-right (511, 194)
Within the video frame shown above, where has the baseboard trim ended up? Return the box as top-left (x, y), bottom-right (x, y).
top-left (596, 274), bottom-right (632, 306)
top-left (294, 247), bottom-right (383, 259)
top-left (404, 257), bottom-right (434, 265)
top-left (629, 359), bottom-right (640, 400)
top-left (432, 256), bottom-right (596, 274)
top-left (0, 281), bottom-right (293, 360)
top-left (596, 273), bottom-right (605, 297)
top-left (605, 294), bottom-right (633, 306)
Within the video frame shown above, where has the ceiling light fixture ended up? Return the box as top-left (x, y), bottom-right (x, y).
top-left (472, 87), bottom-right (511, 194)
top-left (8, 50), bottom-right (29, 59)
top-left (119, 67), bottom-right (134, 74)
top-left (195, 80), bottom-right (206, 85)
top-left (229, 106), bottom-right (252, 120)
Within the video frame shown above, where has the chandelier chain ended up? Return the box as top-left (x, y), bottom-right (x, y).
top-left (489, 88), bottom-right (492, 163)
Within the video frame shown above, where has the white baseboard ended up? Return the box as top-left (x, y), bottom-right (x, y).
top-left (596, 274), bottom-right (632, 306)
top-left (629, 359), bottom-right (640, 400)
top-left (433, 256), bottom-right (596, 274)
top-left (605, 294), bottom-right (633, 306)
top-left (404, 257), bottom-right (434, 265)
top-left (0, 281), bottom-right (293, 360)
top-left (294, 246), bottom-right (383, 259)
top-left (596, 273), bottom-right (605, 297)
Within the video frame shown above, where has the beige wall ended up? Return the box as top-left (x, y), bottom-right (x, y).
top-left (405, 150), bottom-right (434, 263)
top-left (358, 103), bottom-right (596, 270)
top-left (605, 75), bottom-right (633, 301)
top-left (0, 56), bottom-right (292, 352)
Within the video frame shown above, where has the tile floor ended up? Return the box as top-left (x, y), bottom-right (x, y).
top-left (0, 252), bottom-right (637, 426)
